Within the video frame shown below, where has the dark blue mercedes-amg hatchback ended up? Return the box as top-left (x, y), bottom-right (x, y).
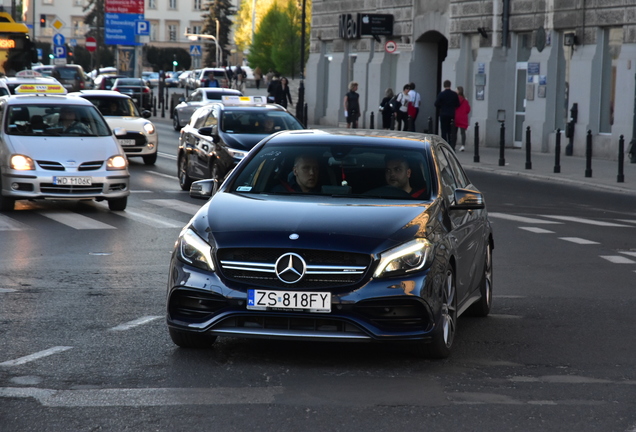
top-left (166, 129), bottom-right (493, 358)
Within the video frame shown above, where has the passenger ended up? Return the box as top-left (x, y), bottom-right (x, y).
top-left (59, 107), bottom-right (90, 134)
top-left (262, 118), bottom-right (276, 133)
top-left (274, 154), bottom-right (321, 193)
top-left (29, 115), bottom-right (48, 132)
top-left (385, 156), bottom-right (426, 198)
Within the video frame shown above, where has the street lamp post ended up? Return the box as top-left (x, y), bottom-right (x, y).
top-left (296, 0), bottom-right (306, 125)
top-left (185, 31), bottom-right (220, 67)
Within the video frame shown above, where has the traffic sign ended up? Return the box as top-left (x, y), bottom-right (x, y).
top-left (135, 20), bottom-right (149, 36)
top-left (85, 37), bottom-right (97, 52)
top-left (189, 45), bottom-right (202, 56)
top-left (53, 33), bottom-right (65, 46)
top-left (384, 40), bottom-right (397, 54)
top-left (54, 45), bottom-right (66, 58)
top-left (69, 38), bottom-right (77, 47)
top-left (52, 18), bottom-right (64, 31)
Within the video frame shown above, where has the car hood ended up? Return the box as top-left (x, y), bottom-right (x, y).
top-left (191, 192), bottom-right (432, 255)
top-left (221, 133), bottom-right (269, 151)
top-left (7, 135), bottom-right (122, 161)
top-left (103, 116), bottom-right (150, 133)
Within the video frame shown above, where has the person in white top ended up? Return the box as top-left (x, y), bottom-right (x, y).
top-left (394, 84), bottom-right (411, 131)
top-left (407, 82), bottom-right (421, 132)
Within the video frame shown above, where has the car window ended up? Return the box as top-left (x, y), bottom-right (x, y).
top-left (191, 106), bottom-right (212, 128)
top-left (5, 104), bottom-right (111, 136)
top-left (202, 108), bottom-right (218, 127)
top-left (221, 110), bottom-right (304, 134)
top-left (55, 67), bottom-right (81, 79)
top-left (436, 149), bottom-right (459, 202)
top-left (230, 143), bottom-right (432, 199)
top-left (82, 96), bottom-right (139, 117)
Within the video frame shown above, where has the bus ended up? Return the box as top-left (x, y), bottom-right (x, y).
top-left (0, 12), bottom-right (37, 77)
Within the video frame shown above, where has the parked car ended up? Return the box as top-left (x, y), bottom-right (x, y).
top-left (193, 67), bottom-right (230, 89)
top-left (186, 69), bottom-right (201, 89)
top-left (0, 84), bottom-right (130, 211)
top-left (172, 87), bottom-right (243, 130)
top-left (165, 71), bottom-right (182, 87)
top-left (93, 74), bottom-right (127, 90)
top-left (51, 64), bottom-right (87, 92)
top-left (177, 95), bottom-right (304, 191)
top-left (144, 72), bottom-right (160, 88)
top-left (167, 129), bottom-right (494, 359)
top-left (178, 70), bottom-right (193, 88)
top-left (111, 78), bottom-right (152, 110)
top-left (71, 90), bottom-right (158, 165)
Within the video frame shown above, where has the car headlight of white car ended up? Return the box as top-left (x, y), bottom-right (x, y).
top-left (143, 122), bottom-right (155, 135)
top-left (10, 154), bottom-right (35, 170)
top-left (106, 155), bottom-right (128, 170)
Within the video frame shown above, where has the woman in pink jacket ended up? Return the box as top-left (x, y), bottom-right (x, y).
top-left (454, 86), bottom-right (471, 151)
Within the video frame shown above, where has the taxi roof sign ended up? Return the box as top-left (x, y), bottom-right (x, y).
top-left (15, 84), bottom-right (67, 95)
top-left (221, 95), bottom-right (268, 106)
top-left (16, 70), bottom-right (43, 78)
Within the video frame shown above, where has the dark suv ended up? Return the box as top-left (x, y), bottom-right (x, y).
top-left (52, 64), bottom-right (86, 92)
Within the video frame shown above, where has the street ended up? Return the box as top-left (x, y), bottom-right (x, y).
top-left (1, 113), bottom-right (636, 432)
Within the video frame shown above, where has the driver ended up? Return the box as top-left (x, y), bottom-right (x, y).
top-left (273, 154), bottom-right (321, 193)
top-left (385, 156), bottom-right (426, 198)
top-left (59, 107), bottom-right (90, 134)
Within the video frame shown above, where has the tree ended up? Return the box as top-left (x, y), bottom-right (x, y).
top-left (246, 5), bottom-right (284, 74)
top-left (83, 0), bottom-right (113, 70)
top-left (233, 0), bottom-right (281, 53)
top-left (201, 0), bottom-right (235, 67)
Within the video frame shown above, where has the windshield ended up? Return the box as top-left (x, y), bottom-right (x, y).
top-left (230, 143), bottom-right (434, 200)
top-left (5, 104), bottom-right (112, 136)
top-left (221, 110), bottom-right (304, 134)
top-left (115, 79), bottom-right (145, 86)
top-left (82, 96), bottom-right (140, 117)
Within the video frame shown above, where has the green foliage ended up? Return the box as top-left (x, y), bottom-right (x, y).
top-left (246, 6), bottom-right (284, 73)
top-left (145, 47), bottom-right (191, 72)
top-left (202, 0), bottom-right (235, 66)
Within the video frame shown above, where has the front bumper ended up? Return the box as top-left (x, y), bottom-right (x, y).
top-left (117, 132), bottom-right (157, 157)
top-left (167, 259), bottom-right (437, 343)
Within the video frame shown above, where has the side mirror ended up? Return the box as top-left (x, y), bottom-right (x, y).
top-left (449, 189), bottom-right (485, 210)
top-left (112, 127), bottom-right (127, 137)
top-left (198, 126), bottom-right (213, 136)
top-left (179, 97), bottom-right (185, 103)
top-left (190, 179), bottom-right (216, 200)
top-left (141, 110), bottom-right (151, 119)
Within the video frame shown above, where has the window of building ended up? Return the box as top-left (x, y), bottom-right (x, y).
top-left (71, 17), bottom-right (84, 37)
top-left (194, 0), bottom-right (202, 10)
top-left (600, 27), bottom-right (622, 133)
top-left (168, 24), bottom-right (178, 42)
top-left (169, 0), bottom-right (177, 9)
top-left (192, 24), bottom-right (202, 36)
top-left (150, 22), bottom-right (158, 41)
top-left (148, 0), bottom-right (156, 9)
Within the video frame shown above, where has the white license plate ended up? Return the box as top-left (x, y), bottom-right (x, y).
top-left (247, 289), bottom-right (331, 313)
top-left (53, 176), bottom-right (92, 185)
top-left (118, 139), bottom-right (136, 146)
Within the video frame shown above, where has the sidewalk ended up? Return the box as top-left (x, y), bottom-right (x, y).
top-left (242, 85), bottom-right (636, 196)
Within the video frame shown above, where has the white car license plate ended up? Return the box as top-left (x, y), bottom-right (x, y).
top-left (118, 139), bottom-right (136, 146)
top-left (53, 176), bottom-right (92, 186)
top-left (247, 289), bottom-right (331, 313)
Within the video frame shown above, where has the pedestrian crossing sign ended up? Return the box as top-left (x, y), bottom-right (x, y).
top-left (190, 45), bottom-right (202, 56)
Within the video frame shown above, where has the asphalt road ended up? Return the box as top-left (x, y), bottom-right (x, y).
top-left (1, 114), bottom-right (636, 431)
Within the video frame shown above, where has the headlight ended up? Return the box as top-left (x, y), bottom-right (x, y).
top-left (227, 148), bottom-right (247, 160)
top-left (374, 239), bottom-right (434, 278)
top-left (143, 122), bottom-right (155, 134)
top-left (177, 228), bottom-right (215, 271)
top-left (107, 155), bottom-right (128, 170)
top-left (10, 154), bottom-right (35, 170)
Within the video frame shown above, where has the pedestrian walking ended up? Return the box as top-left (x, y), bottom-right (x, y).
top-left (453, 86), bottom-right (471, 151)
top-left (379, 88), bottom-right (394, 130)
top-left (394, 84), bottom-right (411, 131)
top-left (276, 77), bottom-right (293, 109)
top-left (407, 82), bottom-right (421, 132)
top-left (434, 80), bottom-right (460, 147)
top-left (343, 81), bottom-right (361, 128)
top-left (254, 67), bottom-right (262, 90)
top-left (267, 74), bottom-right (280, 103)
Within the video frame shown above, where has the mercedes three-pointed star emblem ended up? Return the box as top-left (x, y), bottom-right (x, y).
top-left (275, 253), bottom-right (306, 284)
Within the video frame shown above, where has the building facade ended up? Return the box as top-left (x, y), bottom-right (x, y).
top-left (305, 0), bottom-right (636, 159)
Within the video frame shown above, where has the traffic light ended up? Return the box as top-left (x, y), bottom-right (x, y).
top-left (40, 14), bottom-right (46, 28)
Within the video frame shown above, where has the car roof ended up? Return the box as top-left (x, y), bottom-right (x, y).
top-left (68, 90), bottom-right (132, 99)
top-left (266, 128), bottom-right (437, 148)
top-left (2, 93), bottom-right (95, 106)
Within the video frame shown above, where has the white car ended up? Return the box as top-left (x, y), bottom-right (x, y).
top-left (0, 85), bottom-right (130, 211)
top-left (172, 87), bottom-right (242, 130)
top-left (70, 90), bottom-right (158, 165)
top-left (1, 70), bottom-right (63, 95)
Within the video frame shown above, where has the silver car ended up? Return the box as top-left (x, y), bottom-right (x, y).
top-left (0, 86), bottom-right (130, 211)
top-left (172, 87), bottom-right (242, 130)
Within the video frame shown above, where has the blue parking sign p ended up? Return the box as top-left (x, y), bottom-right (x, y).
top-left (135, 20), bottom-right (150, 36)
top-left (54, 45), bottom-right (66, 58)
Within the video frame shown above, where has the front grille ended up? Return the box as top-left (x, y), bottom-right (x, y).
top-left (40, 183), bottom-right (104, 194)
top-left (215, 314), bottom-right (367, 337)
top-left (169, 289), bottom-right (229, 323)
top-left (37, 160), bottom-right (65, 171)
top-left (353, 298), bottom-right (432, 331)
top-left (79, 161), bottom-right (103, 171)
top-left (218, 248), bottom-right (371, 289)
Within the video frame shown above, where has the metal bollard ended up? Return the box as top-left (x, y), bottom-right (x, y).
top-left (554, 129), bottom-right (561, 173)
top-left (407, 116), bottom-right (414, 132)
top-left (585, 130), bottom-right (593, 177)
top-left (499, 122), bottom-right (506, 166)
top-left (370, 111), bottom-right (375, 129)
top-left (153, 95), bottom-right (157, 117)
top-left (427, 117), bottom-right (433, 134)
top-left (449, 119), bottom-right (455, 150)
top-left (303, 103), bottom-right (308, 128)
top-left (525, 126), bottom-right (532, 169)
top-left (618, 135), bottom-right (625, 183)
top-left (473, 122), bottom-right (480, 163)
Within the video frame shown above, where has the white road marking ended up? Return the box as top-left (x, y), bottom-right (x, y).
top-left (619, 251), bottom-right (636, 257)
top-left (0, 214), bottom-right (31, 231)
top-left (488, 212), bottom-right (562, 224)
top-left (0, 346), bottom-right (73, 367)
top-left (147, 170), bottom-right (178, 180)
top-left (158, 151), bottom-right (177, 161)
top-left (130, 190), bottom-right (153, 193)
top-left (0, 386), bottom-right (284, 406)
top-left (93, 205), bottom-right (184, 228)
top-left (519, 227), bottom-right (554, 233)
top-left (145, 199), bottom-right (202, 215)
top-left (110, 316), bottom-right (162, 331)
top-left (488, 314), bottom-right (523, 319)
top-left (559, 237), bottom-right (600, 245)
top-left (616, 219), bottom-right (636, 225)
top-left (541, 215), bottom-right (632, 227)
top-left (600, 255), bottom-right (636, 264)
top-left (37, 211), bottom-right (116, 230)
top-left (0, 288), bottom-right (18, 293)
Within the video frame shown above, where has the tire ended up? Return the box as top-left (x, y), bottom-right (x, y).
top-left (173, 112), bottom-right (181, 131)
top-left (107, 196), bottom-right (127, 211)
top-left (418, 266), bottom-right (457, 359)
top-left (178, 154), bottom-right (193, 191)
top-left (466, 243), bottom-right (493, 317)
top-left (143, 152), bottom-right (157, 166)
top-left (169, 327), bottom-right (217, 348)
top-left (0, 193), bottom-right (15, 212)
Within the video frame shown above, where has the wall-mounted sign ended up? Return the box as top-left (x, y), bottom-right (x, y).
top-left (339, 13), bottom-right (394, 40)
top-left (528, 62), bottom-right (540, 75)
